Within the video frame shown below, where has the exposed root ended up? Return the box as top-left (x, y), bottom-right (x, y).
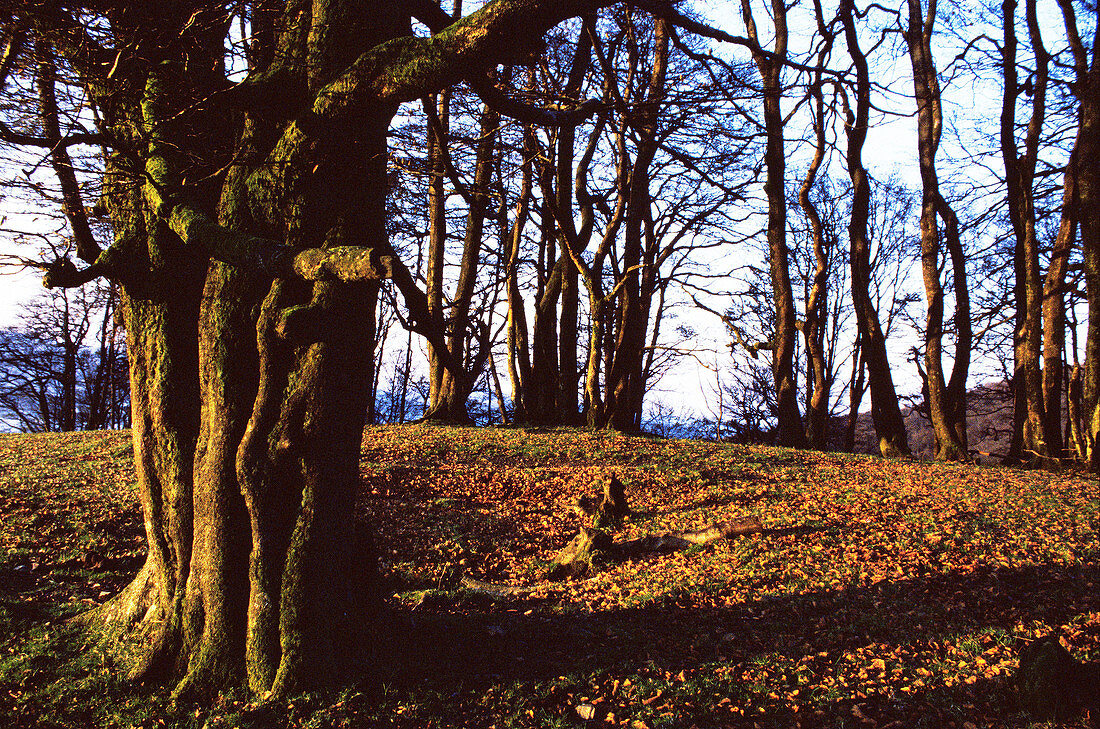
top-left (547, 517), bottom-right (765, 580)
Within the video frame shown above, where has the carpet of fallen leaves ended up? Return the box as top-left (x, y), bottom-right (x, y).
top-left (360, 425), bottom-right (1100, 729)
top-left (1, 425), bottom-right (1100, 729)
top-left (0, 431), bottom-right (142, 632)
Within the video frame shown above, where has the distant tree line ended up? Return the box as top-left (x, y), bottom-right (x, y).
top-left (0, 282), bottom-right (128, 432)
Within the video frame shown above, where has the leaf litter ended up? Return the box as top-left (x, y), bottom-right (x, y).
top-left (1, 424), bottom-right (1099, 727)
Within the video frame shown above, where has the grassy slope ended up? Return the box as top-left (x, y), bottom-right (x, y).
top-left (1, 425), bottom-right (1099, 728)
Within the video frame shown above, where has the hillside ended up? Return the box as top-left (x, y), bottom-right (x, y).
top-left (845, 381), bottom-right (1017, 460)
top-left (1, 426), bottom-right (1099, 728)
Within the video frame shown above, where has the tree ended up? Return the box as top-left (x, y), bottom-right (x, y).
top-left (595, 10), bottom-right (671, 430)
top-left (904, 0), bottom-right (971, 461)
top-left (507, 8), bottom-right (748, 430)
top-left (740, 0), bottom-right (806, 448)
top-left (1, 0), bottom-right (645, 700)
top-left (0, 284), bottom-right (128, 432)
top-left (797, 0), bottom-right (836, 450)
top-left (1053, 0), bottom-right (1100, 470)
top-left (987, 0), bottom-right (1098, 468)
top-left (1000, 0), bottom-right (1052, 463)
top-left (422, 91), bottom-right (502, 424)
top-left (840, 0), bottom-right (911, 457)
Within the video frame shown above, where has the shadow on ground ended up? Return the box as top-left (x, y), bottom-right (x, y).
top-left (369, 560), bottom-right (1100, 727)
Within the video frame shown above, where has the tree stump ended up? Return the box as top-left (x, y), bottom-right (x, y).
top-left (1017, 636), bottom-right (1100, 725)
top-left (573, 475), bottom-right (630, 528)
top-left (546, 527), bottom-right (614, 580)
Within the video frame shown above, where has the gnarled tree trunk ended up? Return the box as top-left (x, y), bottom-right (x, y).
top-left (17, 0), bottom-right (621, 701)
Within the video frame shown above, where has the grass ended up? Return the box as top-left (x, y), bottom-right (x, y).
top-left (2, 424), bottom-right (1100, 727)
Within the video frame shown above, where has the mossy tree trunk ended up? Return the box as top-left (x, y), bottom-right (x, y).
top-left (15, 0), bottom-right (620, 700)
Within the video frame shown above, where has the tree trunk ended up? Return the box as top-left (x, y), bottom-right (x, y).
top-left (600, 13), bottom-right (668, 432)
top-left (845, 335), bottom-right (866, 453)
top-left (425, 89), bottom-right (450, 416)
top-left (529, 150), bottom-right (562, 423)
top-left (905, 0), bottom-right (969, 461)
top-left (742, 0), bottom-right (805, 448)
top-left (506, 135), bottom-right (535, 423)
top-left (555, 23), bottom-right (592, 422)
top-left (1042, 153), bottom-right (1078, 461)
top-left (1073, 8), bottom-right (1100, 471)
top-left (1001, 0), bottom-right (1051, 464)
top-left (1050, 0), bottom-right (1100, 469)
top-left (799, 12), bottom-right (834, 449)
top-left (841, 0), bottom-right (910, 458)
top-left (429, 101), bottom-right (499, 423)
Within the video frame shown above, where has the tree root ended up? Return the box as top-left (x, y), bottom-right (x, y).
top-left (458, 575), bottom-right (534, 599)
top-left (547, 516), bottom-right (764, 580)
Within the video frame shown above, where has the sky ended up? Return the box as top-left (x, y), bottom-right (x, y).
top-left (0, 269), bottom-right (38, 327)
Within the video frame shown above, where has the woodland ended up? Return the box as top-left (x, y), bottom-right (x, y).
top-left (0, 0), bottom-right (1097, 721)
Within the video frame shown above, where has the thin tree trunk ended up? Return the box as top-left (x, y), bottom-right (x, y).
top-left (905, 0), bottom-right (969, 461)
top-left (425, 89), bottom-right (450, 414)
top-left (506, 127), bottom-right (535, 422)
top-left (554, 21), bottom-right (593, 424)
top-left (800, 4), bottom-right (834, 449)
top-left (742, 0), bottom-right (806, 448)
top-left (841, 0), bottom-right (910, 457)
top-left (601, 13), bottom-right (669, 431)
top-left (845, 333), bottom-right (865, 453)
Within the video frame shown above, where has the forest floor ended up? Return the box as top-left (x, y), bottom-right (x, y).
top-left (0, 425), bottom-right (1099, 728)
